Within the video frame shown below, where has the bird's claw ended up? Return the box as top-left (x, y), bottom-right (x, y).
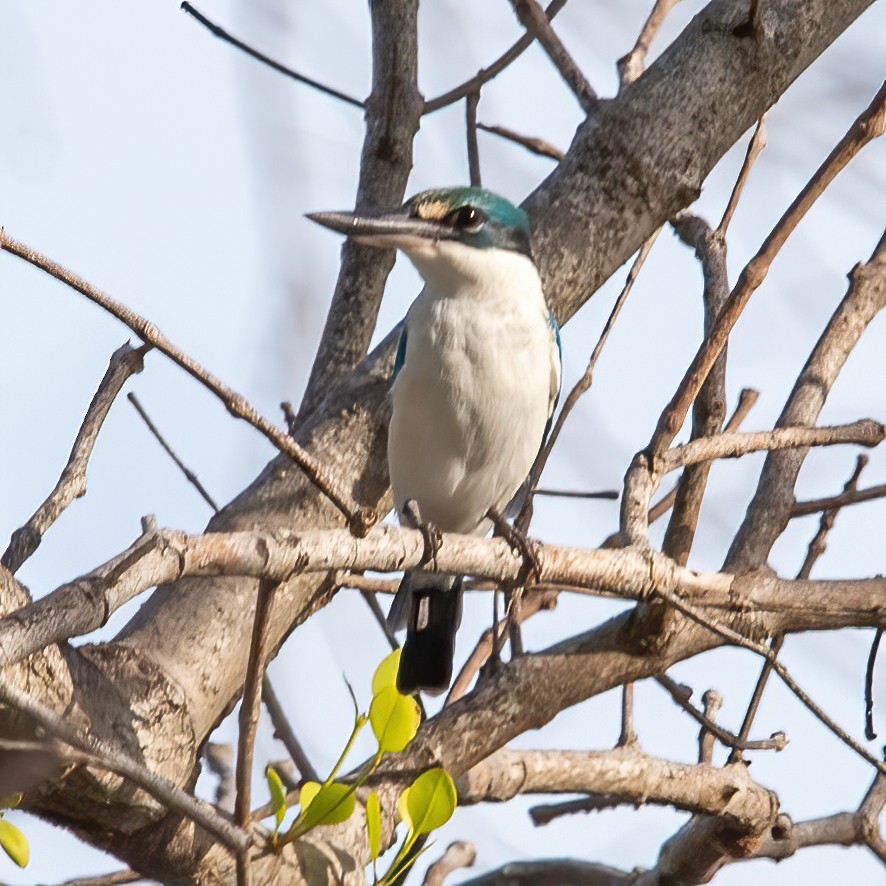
top-left (403, 499), bottom-right (443, 569)
top-left (487, 508), bottom-right (541, 584)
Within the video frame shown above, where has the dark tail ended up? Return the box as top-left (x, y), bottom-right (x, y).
top-left (391, 573), bottom-right (463, 695)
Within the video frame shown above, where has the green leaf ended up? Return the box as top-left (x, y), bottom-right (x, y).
top-left (297, 781), bottom-right (356, 832)
top-left (372, 649), bottom-right (402, 696)
top-left (366, 790), bottom-right (381, 861)
top-left (370, 686), bottom-right (420, 753)
top-left (0, 794), bottom-right (22, 810)
top-left (265, 765), bottom-right (287, 832)
top-left (0, 819), bottom-right (29, 868)
top-left (400, 768), bottom-right (457, 835)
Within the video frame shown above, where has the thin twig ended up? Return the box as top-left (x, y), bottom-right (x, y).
top-left (261, 676), bottom-right (320, 783)
top-left (128, 393), bottom-right (220, 512)
top-left (0, 230), bottom-right (371, 533)
top-left (648, 388), bottom-right (759, 523)
top-left (617, 0), bottom-right (681, 86)
top-left (476, 122), bottom-right (564, 160)
top-left (652, 585), bottom-right (886, 774)
top-left (618, 683), bottom-right (637, 747)
top-left (235, 580), bottom-right (278, 829)
top-left (650, 81), bottom-right (886, 456)
top-left (529, 793), bottom-right (625, 825)
top-left (0, 681), bottom-right (250, 852)
top-left (792, 482), bottom-right (886, 517)
top-left (180, 3), bottom-right (364, 108)
top-left (2, 343), bottom-right (147, 574)
top-left (655, 674), bottom-right (786, 752)
top-left (423, 0), bottom-right (569, 113)
top-left (446, 590), bottom-right (558, 705)
top-left (728, 636), bottom-right (784, 765)
top-left (511, 0), bottom-right (597, 112)
top-left (518, 229), bottom-right (660, 529)
top-left (466, 92), bottom-right (482, 187)
top-left (717, 114), bottom-right (768, 235)
top-left (865, 628), bottom-right (882, 741)
top-left (698, 689), bottom-right (723, 763)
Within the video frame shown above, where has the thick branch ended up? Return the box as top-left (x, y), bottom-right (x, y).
top-left (459, 748), bottom-right (778, 826)
top-left (300, 0), bottom-right (422, 414)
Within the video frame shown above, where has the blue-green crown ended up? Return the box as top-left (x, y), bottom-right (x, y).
top-left (405, 187), bottom-right (532, 256)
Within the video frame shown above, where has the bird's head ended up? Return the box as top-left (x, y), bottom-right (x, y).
top-left (308, 187), bottom-right (535, 290)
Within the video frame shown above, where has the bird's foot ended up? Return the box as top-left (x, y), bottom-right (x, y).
top-left (402, 499), bottom-right (443, 569)
top-left (487, 508), bottom-right (541, 585)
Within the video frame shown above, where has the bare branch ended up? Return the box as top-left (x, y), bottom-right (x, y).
top-left (476, 122), bottom-right (564, 160)
top-left (3, 343), bottom-right (147, 574)
top-left (660, 420), bottom-right (885, 475)
top-left (511, 0), bottom-right (597, 112)
top-left (663, 214), bottom-right (730, 565)
top-left (446, 590), bottom-right (559, 705)
top-left (466, 91), bottom-right (482, 186)
top-left (718, 114), bottom-right (768, 235)
top-left (649, 387), bottom-right (760, 523)
top-left (261, 676), bottom-right (319, 783)
top-left (235, 580), bottom-right (278, 831)
top-left (650, 81), bottom-right (886, 456)
top-left (617, 0), bottom-right (682, 86)
top-left (180, 3), bottom-right (364, 108)
top-left (300, 1), bottom-right (422, 414)
top-left (128, 393), bottom-right (220, 513)
top-left (423, 841), bottom-right (477, 886)
top-left (726, 232), bottom-right (886, 569)
top-left (520, 229), bottom-right (660, 527)
top-left (0, 681), bottom-right (250, 853)
top-left (4, 524), bottom-right (885, 670)
top-left (792, 481), bottom-right (886, 516)
top-left (459, 747), bottom-right (778, 825)
top-left (423, 0), bottom-right (569, 113)
top-left (0, 230), bottom-right (368, 530)
top-left (656, 674), bottom-right (786, 753)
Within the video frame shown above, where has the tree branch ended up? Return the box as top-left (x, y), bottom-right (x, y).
top-left (3, 343), bottom-right (147, 574)
top-left (300, 0), bottom-right (423, 414)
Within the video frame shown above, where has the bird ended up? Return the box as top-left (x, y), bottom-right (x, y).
top-left (308, 186), bottom-right (561, 695)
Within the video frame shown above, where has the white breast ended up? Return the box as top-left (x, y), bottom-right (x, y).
top-left (388, 246), bottom-right (557, 535)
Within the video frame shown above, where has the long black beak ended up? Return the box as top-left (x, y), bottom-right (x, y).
top-left (306, 209), bottom-right (453, 246)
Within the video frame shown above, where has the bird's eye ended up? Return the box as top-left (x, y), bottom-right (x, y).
top-left (447, 206), bottom-right (487, 231)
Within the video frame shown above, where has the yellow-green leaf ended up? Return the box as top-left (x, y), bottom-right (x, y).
top-left (0, 794), bottom-right (22, 810)
top-left (366, 790), bottom-right (381, 861)
top-left (298, 781), bottom-right (355, 831)
top-left (0, 819), bottom-right (29, 868)
top-left (372, 649), bottom-right (402, 696)
top-left (402, 768), bottom-right (456, 835)
top-left (265, 765), bottom-right (287, 832)
top-left (370, 686), bottom-right (420, 753)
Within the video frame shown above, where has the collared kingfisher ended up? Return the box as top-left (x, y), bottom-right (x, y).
top-left (309, 187), bottom-right (561, 694)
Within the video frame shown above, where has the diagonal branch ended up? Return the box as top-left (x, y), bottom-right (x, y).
top-left (3, 343), bottom-right (148, 574)
top-left (726, 231), bottom-right (886, 569)
top-left (650, 81), bottom-right (886, 456)
top-left (0, 231), bottom-right (368, 530)
top-left (511, 0), bottom-right (597, 112)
